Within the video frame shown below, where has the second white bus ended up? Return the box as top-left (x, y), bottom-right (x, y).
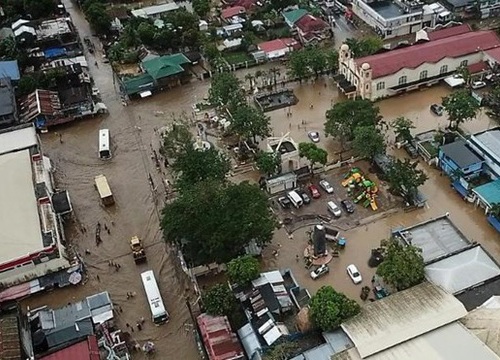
top-left (98, 129), bottom-right (112, 160)
top-left (140, 270), bottom-right (169, 325)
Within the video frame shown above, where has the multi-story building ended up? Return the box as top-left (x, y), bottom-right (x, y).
top-left (351, 0), bottom-right (451, 39)
top-left (0, 125), bottom-right (73, 297)
top-left (337, 27), bottom-right (500, 100)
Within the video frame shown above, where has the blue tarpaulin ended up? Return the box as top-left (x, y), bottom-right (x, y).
top-left (0, 60), bottom-right (20, 80)
top-left (44, 47), bottom-right (66, 58)
top-left (452, 180), bottom-right (468, 198)
top-left (488, 215), bottom-right (500, 233)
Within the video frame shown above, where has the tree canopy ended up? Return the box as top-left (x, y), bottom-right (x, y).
top-left (391, 116), bottom-right (415, 143)
top-left (309, 286), bottom-right (360, 331)
top-left (385, 158), bottom-right (428, 205)
top-left (325, 98), bottom-right (382, 149)
top-left (377, 238), bottom-right (425, 291)
top-left (160, 121), bottom-right (194, 159)
top-left (202, 284), bottom-right (238, 316)
top-left (192, 0), bottom-right (211, 17)
top-left (230, 104), bottom-right (271, 141)
top-left (172, 147), bottom-right (231, 191)
top-left (256, 151), bottom-right (281, 176)
top-left (298, 142), bottom-right (328, 168)
top-left (442, 89), bottom-right (480, 129)
top-left (83, 0), bottom-right (112, 35)
top-left (263, 342), bottom-right (299, 360)
top-left (227, 255), bottom-right (260, 285)
top-left (352, 126), bottom-right (386, 161)
top-left (345, 37), bottom-right (383, 57)
top-left (161, 181), bottom-right (276, 265)
top-left (287, 47), bottom-right (339, 81)
top-left (485, 86), bottom-right (500, 121)
top-left (24, 0), bottom-right (56, 19)
top-left (208, 72), bottom-right (246, 108)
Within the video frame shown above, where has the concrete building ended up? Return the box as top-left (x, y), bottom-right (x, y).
top-left (393, 215), bottom-right (471, 263)
top-left (337, 28), bottom-right (500, 100)
top-left (0, 125), bottom-right (72, 291)
top-left (266, 134), bottom-right (300, 172)
top-left (468, 128), bottom-right (500, 180)
top-left (351, 0), bottom-right (451, 39)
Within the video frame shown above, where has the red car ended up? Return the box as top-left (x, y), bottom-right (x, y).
top-left (308, 185), bottom-right (321, 199)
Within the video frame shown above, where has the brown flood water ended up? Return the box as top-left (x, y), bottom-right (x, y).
top-left (20, 2), bottom-right (500, 357)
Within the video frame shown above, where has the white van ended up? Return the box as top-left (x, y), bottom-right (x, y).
top-left (287, 190), bottom-right (303, 208)
top-left (98, 129), bottom-right (111, 160)
top-left (327, 201), bottom-right (342, 217)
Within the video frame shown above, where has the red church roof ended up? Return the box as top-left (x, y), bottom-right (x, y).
top-left (296, 14), bottom-right (328, 33)
top-left (427, 24), bottom-right (471, 41)
top-left (355, 30), bottom-right (500, 79)
top-left (221, 6), bottom-right (246, 19)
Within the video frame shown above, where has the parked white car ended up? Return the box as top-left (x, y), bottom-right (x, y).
top-left (347, 264), bottom-right (362, 284)
top-left (327, 201), bottom-right (342, 217)
top-left (319, 180), bottom-right (334, 194)
top-left (310, 264), bottom-right (330, 279)
top-left (471, 81), bottom-right (486, 89)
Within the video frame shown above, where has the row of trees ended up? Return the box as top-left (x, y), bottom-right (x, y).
top-left (81, 0), bottom-right (112, 35)
top-left (2, 0), bottom-right (56, 21)
top-left (287, 47), bottom-right (339, 81)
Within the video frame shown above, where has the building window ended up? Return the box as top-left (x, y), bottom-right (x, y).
top-left (440, 65), bottom-right (448, 74)
top-left (365, 72), bottom-right (369, 78)
top-left (376, 82), bottom-right (385, 90)
top-left (354, 78), bottom-right (358, 85)
top-left (398, 76), bottom-right (407, 85)
top-left (386, 30), bottom-right (392, 36)
top-left (366, 84), bottom-right (369, 90)
top-left (420, 70), bottom-right (428, 79)
top-left (460, 60), bottom-right (468, 67)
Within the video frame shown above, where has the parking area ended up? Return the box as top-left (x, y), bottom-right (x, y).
top-left (270, 162), bottom-right (398, 232)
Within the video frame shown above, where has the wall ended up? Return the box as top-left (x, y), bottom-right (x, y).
top-left (369, 52), bottom-right (483, 99)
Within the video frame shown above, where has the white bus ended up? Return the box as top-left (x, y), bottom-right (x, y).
top-left (98, 129), bottom-right (112, 160)
top-left (140, 270), bottom-right (169, 325)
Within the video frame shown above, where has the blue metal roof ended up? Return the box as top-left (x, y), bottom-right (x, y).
top-left (474, 179), bottom-right (500, 207)
top-left (0, 61), bottom-right (20, 81)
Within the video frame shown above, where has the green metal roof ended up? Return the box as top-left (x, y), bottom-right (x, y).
top-left (282, 9), bottom-right (308, 25)
top-left (122, 73), bottom-right (155, 95)
top-left (474, 179), bottom-right (500, 207)
top-left (142, 53), bottom-right (190, 80)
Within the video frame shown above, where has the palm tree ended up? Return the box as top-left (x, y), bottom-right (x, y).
top-left (269, 67), bottom-right (281, 90)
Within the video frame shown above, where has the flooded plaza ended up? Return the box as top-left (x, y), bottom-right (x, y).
top-left (18, 1), bottom-right (500, 359)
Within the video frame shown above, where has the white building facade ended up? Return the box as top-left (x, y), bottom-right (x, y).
top-left (337, 29), bottom-right (500, 101)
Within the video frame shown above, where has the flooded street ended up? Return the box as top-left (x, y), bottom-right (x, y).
top-left (18, 2), bottom-right (500, 357)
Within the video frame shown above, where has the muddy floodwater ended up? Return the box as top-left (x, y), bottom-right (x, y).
top-left (19, 1), bottom-right (500, 359)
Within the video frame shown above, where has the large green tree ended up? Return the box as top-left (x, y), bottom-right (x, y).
top-left (255, 151), bottom-right (280, 176)
top-left (298, 142), bottom-right (328, 169)
top-left (391, 116), bottom-right (415, 143)
top-left (309, 286), bottom-right (360, 331)
top-left (84, 2), bottom-right (112, 35)
top-left (377, 238), bottom-right (425, 291)
top-left (263, 342), bottom-right (299, 360)
top-left (208, 72), bottom-right (246, 108)
top-left (230, 105), bottom-right (271, 141)
top-left (160, 121), bottom-right (194, 159)
top-left (172, 147), bottom-right (231, 191)
top-left (192, 0), bottom-right (211, 17)
top-left (345, 36), bottom-right (383, 57)
top-left (352, 126), bottom-right (386, 161)
top-left (202, 284), bottom-right (238, 316)
top-left (325, 98), bottom-right (382, 150)
top-left (287, 49), bottom-right (312, 81)
top-left (227, 255), bottom-right (260, 285)
top-left (385, 158), bottom-right (428, 205)
top-left (442, 89), bottom-right (480, 129)
top-left (161, 181), bottom-right (276, 265)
